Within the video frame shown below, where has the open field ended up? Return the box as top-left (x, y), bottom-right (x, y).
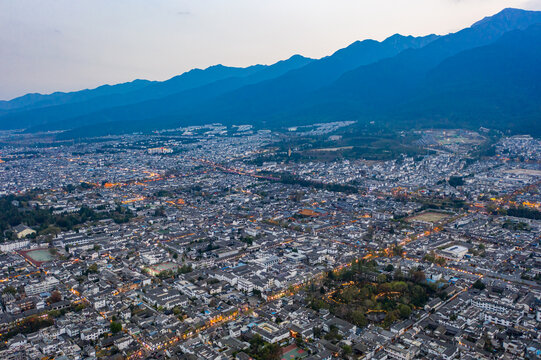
top-left (309, 146), bottom-right (354, 152)
top-left (406, 211), bottom-right (450, 223)
top-left (505, 169), bottom-right (541, 176)
top-left (438, 136), bottom-right (482, 145)
top-left (146, 262), bottom-right (178, 276)
top-left (19, 248), bottom-right (56, 266)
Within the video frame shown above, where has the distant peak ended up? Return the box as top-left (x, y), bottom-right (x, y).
top-left (384, 33), bottom-right (439, 42)
top-left (472, 7), bottom-right (540, 27)
top-left (344, 38), bottom-right (378, 48)
top-left (499, 7), bottom-right (529, 15)
top-left (386, 33), bottom-right (407, 40)
top-left (382, 34), bottom-right (409, 44)
top-left (288, 54), bottom-right (306, 60)
top-left (381, 33), bottom-right (439, 48)
top-left (491, 7), bottom-right (534, 19)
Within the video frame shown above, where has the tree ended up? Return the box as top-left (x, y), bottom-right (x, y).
top-left (261, 343), bottom-right (281, 360)
top-left (110, 321), bottom-right (122, 334)
top-left (473, 279), bottom-right (486, 290)
top-left (392, 246), bottom-right (403, 257)
top-left (383, 311), bottom-right (398, 327)
top-left (178, 264), bottom-right (192, 274)
top-left (342, 345), bottom-right (352, 356)
top-left (435, 257), bottom-right (446, 266)
top-left (449, 176), bottom-right (464, 187)
top-left (411, 270), bottom-right (426, 284)
top-left (328, 270), bottom-right (336, 281)
top-left (248, 335), bottom-right (281, 360)
top-left (398, 304), bottom-right (411, 319)
top-left (154, 207), bottom-right (166, 217)
top-left (87, 263), bottom-right (98, 274)
top-left (48, 290), bottom-right (62, 304)
top-left (351, 310), bottom-right (368, 327)
top-left (2, 285), bottom-right (17, 295)
top-left (158, 270), bottom-right (174, 279)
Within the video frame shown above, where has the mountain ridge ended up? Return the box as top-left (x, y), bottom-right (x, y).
top-left (33, 33), bottom-right (440, 134)
top-left (2, 8), bottom-right (541, 138)
top-left (0, 55), bottom-right (314, 130)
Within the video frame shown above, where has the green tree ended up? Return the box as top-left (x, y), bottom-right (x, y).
top-left (448, 176), bottom-right (464, 187)
top-left (411, 270), bottom-right (426, 284)
top-left (435, 257), bottom-right (446, 266)
top-left (473, 279), bottom-right (486, 290)
top-left (383, 311), bottom-right (398, 327)
top-left (295, 334), bottom-right (303, 347)
top-left (2, 286), bottom-right (17, 295)
top-left (110, 321), bottom-right (122, 334)
top-left (350, 310), bottom-right (368, 327)
top-left (398, 304), bottom-right (411, 319)
top-left (87, 263), bottom-right (98, 273)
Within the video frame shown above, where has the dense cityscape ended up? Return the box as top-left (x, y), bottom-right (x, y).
top-left (0, 124), bottom-right (539, 359)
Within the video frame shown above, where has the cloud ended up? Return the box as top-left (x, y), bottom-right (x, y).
top-left (177, 11), bottom-right (191, 16)
top-left (522, 0), bottom-right (541, 9)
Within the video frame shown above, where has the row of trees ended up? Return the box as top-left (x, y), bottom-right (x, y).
top-left (269, 173), bottom-right (359, 194)
top-left (504, 207), bottom-right (541, 220)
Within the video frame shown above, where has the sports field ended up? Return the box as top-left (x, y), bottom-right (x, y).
top-left (19, 248), bottom-right (56, 266)
top-left (146, 262), bottom-right (178, 276)
top-left (281, 345), bottom-right (307, 360)
top-left (406, 211), bottom-right (449, 223)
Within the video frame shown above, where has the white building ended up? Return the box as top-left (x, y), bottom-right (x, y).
top-left (147, 147), bottom-right (173, 154)
top-left (439, 245), bottom-right (468, 260)
top-left (25, 277), bottom-right (60, 296)
top-left (0, 239), bottom-right (30, 252)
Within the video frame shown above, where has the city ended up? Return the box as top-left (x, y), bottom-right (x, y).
top-left (0, 126), bottom-right (539, 359)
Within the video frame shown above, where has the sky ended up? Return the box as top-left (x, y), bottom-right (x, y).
top-left (1, 0), bottom-right (541, 100)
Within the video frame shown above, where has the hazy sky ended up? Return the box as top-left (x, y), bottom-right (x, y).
top-left (1, 0), bottom-right (541, 100)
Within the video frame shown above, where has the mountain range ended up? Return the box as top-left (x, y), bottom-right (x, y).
top-left (1, 8), bottom-right (540, 138)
